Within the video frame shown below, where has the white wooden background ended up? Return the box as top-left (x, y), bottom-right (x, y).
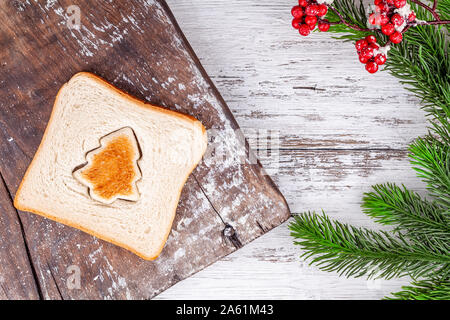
top-left (156, 0), bottom-right (428, 299)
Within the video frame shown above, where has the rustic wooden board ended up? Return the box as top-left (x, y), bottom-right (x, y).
top-left (0, 175), bottom-right (40, 299)
top-left (0, 0), bottom-right (290, 299)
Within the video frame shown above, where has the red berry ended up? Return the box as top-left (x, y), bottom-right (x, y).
top-left (359, 55), bottom-right (369, 64)
top-left (318, 20), bottom-right (330, 32)
top-left (374, 0), bottom-right (383, 5)
top-left (305, 4), bottom-right (318, 16)
top-left (391, 13), bottom-right (404, 26)
top-left (394, 0), bottom-right (406, 8)
top-left (291, 6), bottom-right (304, 18)
top-left (369, 43), bottom-right (380, 50)
top-left (368, 13), bottom-right (377, 25)
top-left (317, 4), bottom-right (328, 17)
top-left (386, 0), bottom-right (394, 4)
top-left (298, 24), bottom-right (311, 36)
top-left (390, 31), bottom-right (403, 43)
top-left (305, 15), bottom-right (318, 26)
top-left (365, 35), bottom-right (377, 44)
top-left (379, 14), bottom-right (390, 25)
top-left (292, 18), bottom-right (301, 29)
top-left (408, 12), bottom-right (416, 22)
top-left (375, 53), bottom-right (387, 65)
top-left (366, 61), bottom-right (379, 73)
top-left (376, 3), bottom-right (389, 12)
top-left (355, 39), bottom-right (368, 51)
top-left (298, 0), bottom-right (309, 7)
top-left (309, 23), bottom-right (316, 30)
top-left (360, 47), bottom-right (374, 60)
top-left (381, 23), bottom-right (395, 36)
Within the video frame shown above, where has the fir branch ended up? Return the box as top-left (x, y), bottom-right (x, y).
top-left (386, 278), bottom-right (450, 300)
top-left (290, 0), bottom-right (450, 300)
top-left (362, 183), bottom-right (450, 239)
top-left (409, 136), bottom-right (450, 207)
top-left (289, 212), bottom-right (450, 280)
top-left (326, 0), bottom-right (373, 41)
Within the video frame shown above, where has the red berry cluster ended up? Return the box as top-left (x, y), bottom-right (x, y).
top-left (355, 35), bottom-right (387, 74)
top-left (367, 0), bottom-right (416, 44)
top-left (291, 0), bottom-right (330, 36)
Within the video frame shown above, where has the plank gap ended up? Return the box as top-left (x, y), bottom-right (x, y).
top-left (0, 170), bottom-right (44, 300)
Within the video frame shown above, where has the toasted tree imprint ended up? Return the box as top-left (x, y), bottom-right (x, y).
top-left (73, 127), bottom-right (142, 204)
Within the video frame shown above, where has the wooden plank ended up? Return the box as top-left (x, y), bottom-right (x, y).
top-left (0, 0), bottom-right (290, 299)
top-left (167, 0), bottom-right (428, 150)
top-left (164, 0), bottom-right (427, 299)
top-left (0, 173), bottom-right (40, 300)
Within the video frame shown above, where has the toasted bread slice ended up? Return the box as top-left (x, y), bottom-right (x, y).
top-left (73, 127), bottom-right (142, 204)
top-left (14, 72), bottom-right (207, 260)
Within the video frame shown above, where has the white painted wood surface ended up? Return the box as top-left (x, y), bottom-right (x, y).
top-left (155, 0), bottom-right (428, 299)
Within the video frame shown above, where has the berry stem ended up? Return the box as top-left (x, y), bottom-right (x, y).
top-left (432, 0), bottom-right (438, 11)
top-left (327, 5), bottom-right (373, 32)
top-left (409, 0), bottom-right (440, 21)
top-left (417, 19), bottom-right (450, 25)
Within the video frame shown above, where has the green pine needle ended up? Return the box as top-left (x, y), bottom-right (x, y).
top-left (362, 183), bottom-right (449, 240)
top-left (291, 0), bottom-right (450, 300)
top-left (409, 136), bottom-right (450, 207)
top-left (386, 278), bottom-right (450, 300)
top-left (289, 213), bottom-right (450, 280)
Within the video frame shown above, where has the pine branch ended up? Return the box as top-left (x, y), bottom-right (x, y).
top-left (290, 0), bottom-right (450, 300)
top-left (289, 212), bottom-right (450, 280)
top-left (386, 278), bottom-right (450, 300)
top-left (409, 136), bottom-right (450, 207)
top-left (326, 0), bottom-right (373, 41)
top-left (362, 183), bottom-right (450, 240)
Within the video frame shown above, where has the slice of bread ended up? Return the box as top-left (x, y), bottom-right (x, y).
top-left (14, 72), bottom-right (207, 260)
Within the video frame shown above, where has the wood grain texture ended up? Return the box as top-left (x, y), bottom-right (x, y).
top-left (0, 0), bottom-right (289, 299)
top-left (155, 0), bottom-right (428, 299)
top-left (0, 173), bottom-right (40, 300)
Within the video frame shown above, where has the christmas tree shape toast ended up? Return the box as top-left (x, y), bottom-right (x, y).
top-left (73, 127), bottom-right (142, 205)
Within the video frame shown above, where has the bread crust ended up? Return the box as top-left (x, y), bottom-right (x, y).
top-left (14, 72), bottom-right (208, 261)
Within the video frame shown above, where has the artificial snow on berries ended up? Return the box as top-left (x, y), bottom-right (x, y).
top-left (408, 12), bottom-right (416, 22)
top-left (290, 0), bottom-right (423, 75)
top-left (366, 0), bottom-right (415, 43)
top-left (291, 0), bottom-right (332, 36)
top-left (354, 35), bottom-right (390, 73)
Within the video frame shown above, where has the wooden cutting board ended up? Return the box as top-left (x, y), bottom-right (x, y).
top-left (0, 0), bottom-right (290, 299)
